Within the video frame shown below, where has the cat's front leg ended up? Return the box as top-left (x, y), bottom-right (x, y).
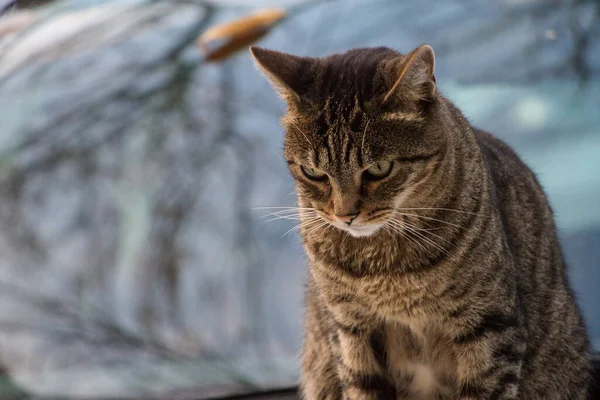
top-left (301, 328), bottom-right (342, 400)
top-left (452, 310), bottom-right (525, 400)
top-left (327, 305), bottom-right (396, 400)
top-left (334, 327), bottom-right (392, 400)
top-left (300, 288), bottom-right (343, 400)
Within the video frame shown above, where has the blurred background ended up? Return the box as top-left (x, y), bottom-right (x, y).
top-left (0, 0), bottom-right (598, 398)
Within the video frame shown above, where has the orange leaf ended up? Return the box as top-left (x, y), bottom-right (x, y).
top-left (197, 8), bottom-right (286, 62)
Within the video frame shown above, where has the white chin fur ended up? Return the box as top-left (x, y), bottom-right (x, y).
top-left (337, 223), bottom-right (382, 238)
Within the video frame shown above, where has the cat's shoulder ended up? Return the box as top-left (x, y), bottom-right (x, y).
top-left (472, 128), bottom-right (546, 201)
top-left (473, 128), bottom-right (531, 173)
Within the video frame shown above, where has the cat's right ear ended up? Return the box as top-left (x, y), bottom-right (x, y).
top-left (250, 46), bottom-right (312, 105)
top-left (383, 44), bottom-right (437, 107)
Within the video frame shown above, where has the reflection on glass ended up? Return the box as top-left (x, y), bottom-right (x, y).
top-left (0, 0), bottom-right (597, 398)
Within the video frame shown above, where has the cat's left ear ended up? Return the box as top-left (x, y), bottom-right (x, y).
top-left (383, 44), bottom-right (436, 105)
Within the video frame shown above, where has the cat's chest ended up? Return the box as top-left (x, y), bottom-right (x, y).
top-left (382, 321), bottom-right (457, 398)
top-left (309, 239), bottom-right (446, 307)
top-left (312, 257), bottom-right (443, 318)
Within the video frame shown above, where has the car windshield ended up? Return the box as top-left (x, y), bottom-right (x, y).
top-left (0, 0), bottom-right (598, 398)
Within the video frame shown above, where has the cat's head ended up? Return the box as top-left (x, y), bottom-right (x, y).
top-left (251, 45), bottom-right (446, 238)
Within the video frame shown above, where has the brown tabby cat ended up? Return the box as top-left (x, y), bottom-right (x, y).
top-left (250, 44), bottom-right (590, 399)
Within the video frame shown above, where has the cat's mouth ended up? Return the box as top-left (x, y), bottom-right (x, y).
top-left (340, 223), bottom-right (383, 238)
top-left (318, 212), bottom-right (384, 237)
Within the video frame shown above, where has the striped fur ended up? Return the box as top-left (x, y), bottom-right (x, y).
top-left (251, 45), bottom-right (590, 399)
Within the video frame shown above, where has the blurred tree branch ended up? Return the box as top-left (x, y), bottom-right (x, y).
top-left (1, 0), bottom-right (595, 398)
top-left (0, 281), bottom-right (260, 395)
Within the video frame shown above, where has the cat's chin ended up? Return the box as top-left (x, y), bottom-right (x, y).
top-left (337, 224), bottom-right (382, 238)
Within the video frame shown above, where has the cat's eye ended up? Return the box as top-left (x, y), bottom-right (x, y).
top-left (364, 161), bottom-right (393, 180)
top-left (301, 165), bottom-right (328, 181)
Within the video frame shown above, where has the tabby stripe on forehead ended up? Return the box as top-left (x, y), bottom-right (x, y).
top-left (315, 107), bottom-right (328, 135)
top-left (323, 78), bottom-right (336, 125)
top-left (343, 135), bottom-right (354, 163)
top-left (324, 135), bottom-right (333, 163)
top-left (356, 144), bottom-right (364, 167)
top-left (332, 127), bottom-right (344, 163)
top-left (312, 150), bottom-right (319, 166)
top-left (348, 94), bottom-right (363, 129)
top-left (349, 110), bottom-right (363, 133)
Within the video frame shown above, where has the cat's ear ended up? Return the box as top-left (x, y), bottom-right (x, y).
top-left (250, 46), bottom-right (313, 105)
top-left (383, 44), bottom-right (436, 106)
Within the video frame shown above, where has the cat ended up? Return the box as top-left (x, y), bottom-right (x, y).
top-left (250, 44), bottom-right (590, 399)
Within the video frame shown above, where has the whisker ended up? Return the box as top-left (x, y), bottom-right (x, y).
top-left (258, 208), bottom-right (314, 215)
top-left (383, 220), bottom-right (399, 239)
top-left (263, 214), bottom-right (318, 223)
top-left (385, 220), bottom-right (426, 257)
top-left (259, 214), bottom-right (316, 223)
top-left (320, 223), bottom-right (335, 240)
top-left (396, 207), bottom-right (479, 216)
top-left (281, 225), bottom-right (301, 239)
top-left (263, 216), bottom-right (300, 223)
top-left (361, 119), bottom-right (371, 162)
top-left (404, 229), bottom-right (438, 257)
top-left (304, 220), bottom-right (331, 236)
top-left (394, 211), bottom-right (464, 230)
top-left (280, 218), bottom-right (322, 239)
top-left (402, 225), bottom-right (445, 232)
top-left (402, 220), bottom-right (455, 248)
top-left (290, 121), bottom-right (312, 147)
top-left (259, 209), bottom-right (316, 220)
top-left (259, 209), bottom-right (314, 215)
top-left (253, 206), bottom-right (315, 210)
top-left (387, 219), bottom-right (438, 257)
top-left (363, 211), bottom-right (393, 224)
top-left (399, 227), bottom-right (429, 256)
top-left (402, 223), bottom-right (449, 255)
top-left (376, 222), bottom-right (389, 238)
top-left (255, 207), bottom-right (316, 222)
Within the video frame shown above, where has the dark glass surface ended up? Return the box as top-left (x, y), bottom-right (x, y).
top-left (0, 0), bottom-right (597, 398)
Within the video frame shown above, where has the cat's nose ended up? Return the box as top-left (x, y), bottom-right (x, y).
top-left (335, 212), bottom-right (359, 226)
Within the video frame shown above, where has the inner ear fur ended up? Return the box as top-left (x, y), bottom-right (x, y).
top-left (383, 44), bottom-right (437, 106)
